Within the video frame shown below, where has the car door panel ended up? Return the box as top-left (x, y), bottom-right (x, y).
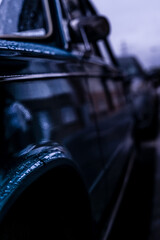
top-left (87, 74), bottom-right (134, 222)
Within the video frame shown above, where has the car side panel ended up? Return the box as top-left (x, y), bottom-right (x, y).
top-left (86, 75), bottom-right (134, 222)
top-left (3, 78), bottom-right (102, 185)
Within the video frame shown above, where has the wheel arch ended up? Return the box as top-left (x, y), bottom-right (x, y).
top-left (0, 142), bottom-right (93, 238)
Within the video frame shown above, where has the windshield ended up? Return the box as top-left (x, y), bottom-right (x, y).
top-left (0, 0), bottom-right (52, 39)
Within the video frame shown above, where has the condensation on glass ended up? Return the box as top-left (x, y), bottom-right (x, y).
top-left (0, 0), bottom-right (53, 38)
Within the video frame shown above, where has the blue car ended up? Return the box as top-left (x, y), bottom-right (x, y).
top-left (0, 0), bottom-right (138, 239)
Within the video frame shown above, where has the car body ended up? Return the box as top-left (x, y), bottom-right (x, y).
top-left (0, 0), bottom-right (137, 239)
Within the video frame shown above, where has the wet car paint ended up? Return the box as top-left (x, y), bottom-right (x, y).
top-left (0, 0), bottom-right (138, 239)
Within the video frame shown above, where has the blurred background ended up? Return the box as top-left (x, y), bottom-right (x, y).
top-left (92, 0), bottom-right (160, 70)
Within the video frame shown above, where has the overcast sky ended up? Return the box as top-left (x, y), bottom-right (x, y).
top-left (92, 0), bottom-right (160, 69)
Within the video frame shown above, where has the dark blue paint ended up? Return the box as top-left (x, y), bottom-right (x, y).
top-left (0, 40), bottom-right (75, 59)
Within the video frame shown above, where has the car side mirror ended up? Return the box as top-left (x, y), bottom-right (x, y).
top-left (69, 16), bottom-right (110, 43)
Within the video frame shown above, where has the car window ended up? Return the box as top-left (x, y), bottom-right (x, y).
top-left (0, 0), bottom-right (52, 38)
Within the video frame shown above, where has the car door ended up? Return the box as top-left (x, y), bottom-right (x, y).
top-left (86, 68), bottom-right (134, 222)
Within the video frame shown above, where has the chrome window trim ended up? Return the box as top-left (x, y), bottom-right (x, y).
top-left (0, 71), bottom-right (121, 84)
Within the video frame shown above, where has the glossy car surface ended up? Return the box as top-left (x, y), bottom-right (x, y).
top-left (0, 0), bottom-right (136, 239)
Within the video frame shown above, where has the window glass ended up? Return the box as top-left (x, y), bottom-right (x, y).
top-left (0, 0), bottom-right (52, 38)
